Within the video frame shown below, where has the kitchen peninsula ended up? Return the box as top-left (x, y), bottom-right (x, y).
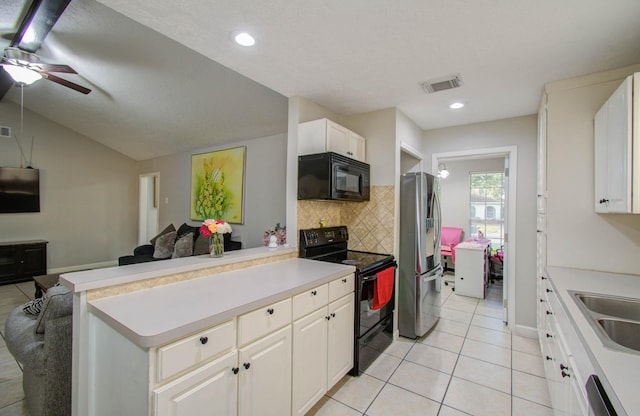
top-left (60, 247), bottom-right (356, 416)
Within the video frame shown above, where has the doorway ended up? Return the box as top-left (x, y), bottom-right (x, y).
top-left (433, 147), bottom-right (517, 330)
top-left (139, 173), bottom-right (160, 246)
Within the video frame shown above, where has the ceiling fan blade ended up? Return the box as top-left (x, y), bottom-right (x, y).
top-left (42, 72), bottom-right (91, 95)
top-left (11, 0), bottom-right (72, 53)
top-left (0, 71), bottom-right (13, 98)
top-left (39, 63), bottom-right (77, 74)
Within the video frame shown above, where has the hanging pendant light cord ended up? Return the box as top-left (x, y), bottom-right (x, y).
top-left (13, 84), bottom-right (28, 167)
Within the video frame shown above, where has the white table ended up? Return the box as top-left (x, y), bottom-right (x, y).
top-left (454, 240), bottom-right (491, 298)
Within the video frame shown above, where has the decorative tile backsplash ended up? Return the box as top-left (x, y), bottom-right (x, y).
top-left (296, 186), bottom-right (395, 254)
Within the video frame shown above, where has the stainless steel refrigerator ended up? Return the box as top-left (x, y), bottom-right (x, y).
top-left (398, 172), bottom-right (443, 339)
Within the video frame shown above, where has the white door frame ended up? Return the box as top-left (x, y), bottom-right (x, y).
top-left (139, 172), bottom-right (160, 245)
top-left (432, 146), bottom-right (517, 331)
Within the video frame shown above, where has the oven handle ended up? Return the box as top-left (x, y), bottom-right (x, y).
top-left (361, 265), bottom-right (397, 282)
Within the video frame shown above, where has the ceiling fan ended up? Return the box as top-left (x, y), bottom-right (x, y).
top-left (1, 47), bottom-right (91, 94)
top-left (0, 0), bottom-right (91, 97)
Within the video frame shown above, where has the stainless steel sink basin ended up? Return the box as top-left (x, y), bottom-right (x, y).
top-left (598, 318), bottom-right (640, 351)
top-left (576, 293), bottom-right (640, 321)
top-left (570, 291), bottom-right (640, 354)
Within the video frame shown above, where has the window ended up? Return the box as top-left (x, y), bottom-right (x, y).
top-left (469, 171), bottom-right (504, 250)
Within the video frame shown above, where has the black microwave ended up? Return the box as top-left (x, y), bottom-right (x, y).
top-left (298, 152), bottom-right (370, 201)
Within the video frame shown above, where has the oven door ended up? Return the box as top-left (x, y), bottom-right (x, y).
top-left (357, 265), bottom-right (395, 337)
top-left (331, 162), bottom-right (370, 201)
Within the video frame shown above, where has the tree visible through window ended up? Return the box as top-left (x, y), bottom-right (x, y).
top-left (469, 171), bottom-right (504, 250)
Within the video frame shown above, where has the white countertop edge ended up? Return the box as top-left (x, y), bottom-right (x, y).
top-left (548, 266), bottom-right (640, 416)
top-left (88, 259), bottom-right (355, 348)
top-left (59, 246), bottom-right (298, 293)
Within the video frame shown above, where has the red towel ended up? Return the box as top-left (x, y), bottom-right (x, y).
top-left (372, 267), bottom-right (394, 310)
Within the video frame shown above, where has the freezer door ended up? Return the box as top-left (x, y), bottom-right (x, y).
top-left (415, 265), bottom-right (442, 337)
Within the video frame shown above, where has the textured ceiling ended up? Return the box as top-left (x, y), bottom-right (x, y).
top-left (2, 0), bottom-right (640, 160)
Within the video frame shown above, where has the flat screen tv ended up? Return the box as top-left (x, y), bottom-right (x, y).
top-left (0, 167), bottom-right (40, 213)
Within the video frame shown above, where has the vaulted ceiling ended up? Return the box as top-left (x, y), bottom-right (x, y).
top-left (2, 0), bottom-right (640, 161)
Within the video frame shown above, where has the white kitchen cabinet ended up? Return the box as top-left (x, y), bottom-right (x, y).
top-left (292, 307), bottom-right (329, 416)
top-left (238, 326), bottom-right (292, 416)
top-left (298, 118), bottom-right (366, 162)
top-left (594, 72), bottom-right (640, 213)
top-left (292, 276), bottom-right (355, 416)
top-left (537, 274), bottom-right (592, 416)
top-left (154, 350), bottom-right (238, 416)
top-left (327, 294), bottom-right (355, 387)
top-left (454, 240), bottom-right (490, 298)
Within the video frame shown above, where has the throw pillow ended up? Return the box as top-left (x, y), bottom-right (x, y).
top-left (172, 232), bottom-right (194, 258)
top-left (193, 234), bottom-right (209, 255)
top-left (22, 294), bottom-right (47, 315)
top-left (22, 282), bottom-right (61, 315)
top-left (153, 230), bottom-right (177, 259)
top-left (150, 224), bottom-right (176, 246)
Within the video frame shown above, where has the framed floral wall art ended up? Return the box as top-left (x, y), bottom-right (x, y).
top-left (190, 146), bottom-right (246, 224)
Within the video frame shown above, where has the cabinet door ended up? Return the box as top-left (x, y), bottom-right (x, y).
top-left (154, 350), bottom-right (238, 416)
top-left (0, 246), bottom-right (19, 278)
top-left (348, 132), bottom-right (365, 162)
top-left (238, 326), bottom-right (292, 416)
top-left (327, 294), bottom-right (354, 389)
top-left (326, 120), bottom-right (350, 157)
top-left (292, 307), bottom-right (329, 416)
top-left (594, 105), bottom-right (609, 213)
top-left (21, 245), bottom-right (46, 275)
top-left (605, 75), bottom-right (633, 213)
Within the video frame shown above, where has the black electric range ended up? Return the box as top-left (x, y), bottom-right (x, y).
top-left (299, 226), bottom-right (396, 375)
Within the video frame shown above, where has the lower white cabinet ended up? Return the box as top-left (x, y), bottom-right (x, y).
top-left (154, 350), bottom-right (238, 416)
top-left (292, 293), bottom-right (355, 416)
top-left (87, 272), bottom-right (355, 416)
top-left (327, 294), bottom-right (355, 387)
top-left (238, 326), bottom-right (292, 416)
top-left (538, 274), bottom-right (591, 416)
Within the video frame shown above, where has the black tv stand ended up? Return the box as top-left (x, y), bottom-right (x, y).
top-left (0, 240), bottom-right (48, 285)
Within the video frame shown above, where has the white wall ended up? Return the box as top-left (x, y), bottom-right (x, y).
top-left (423, 115), bottom-right (538, 327)
top-left (344, 108), bottom-right (397, 186)
top-left (0, 101), bottom-right (139, 271)
top-left (138, 133), bottom-right (287, 249)
top-left (440, 157), bottom-right (505, 237)
top-left (544, 65), bottom-right (640, 274)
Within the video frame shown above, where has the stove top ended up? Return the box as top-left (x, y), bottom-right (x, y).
top-left (299, 226), bottom-right (395, 274)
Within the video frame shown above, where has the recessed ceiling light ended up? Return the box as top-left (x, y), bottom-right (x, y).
top-left (234, 32), bottom-right (255, 47)
top-left (449, 102), bottom-right (464, 109)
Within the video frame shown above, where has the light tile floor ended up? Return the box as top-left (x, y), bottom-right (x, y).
top-left (0, 277), bottom-right (552, 416)
top-left (307, 277), bottom-right (553, 416)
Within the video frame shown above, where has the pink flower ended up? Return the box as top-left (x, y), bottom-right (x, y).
top-left (199, 224), bottom-right (212, 238)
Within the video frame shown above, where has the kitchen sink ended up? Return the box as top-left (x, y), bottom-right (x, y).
top-left (570, 291), bottom-right (640, 354)
top-left (598, 318), bottom-right (640, 351)
top-left (576, 293), bottom-right (640, 321)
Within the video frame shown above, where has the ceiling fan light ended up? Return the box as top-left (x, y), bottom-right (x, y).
top-left (3, 65), bottom-right (42, 85)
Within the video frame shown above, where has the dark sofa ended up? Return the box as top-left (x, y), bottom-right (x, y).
top-left (118, 223), bottom-right (241, 266)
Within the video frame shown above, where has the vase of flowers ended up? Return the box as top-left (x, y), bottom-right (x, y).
top-left (199, 219), bottom-right (232, 258)
top-left (263, 223), bottom-right (286, 247)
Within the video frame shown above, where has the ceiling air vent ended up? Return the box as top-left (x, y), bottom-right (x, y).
top-left (0, 126), bottom-right (11, 138)
top-left (420, 74), bottom-right (463, 94)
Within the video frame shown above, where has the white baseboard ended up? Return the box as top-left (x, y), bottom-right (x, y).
top-left (49, 260), bottom-right (117, 275)
top-left (513, 324), bottom-right (538, 339)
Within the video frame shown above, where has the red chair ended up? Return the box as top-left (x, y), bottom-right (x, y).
top-left (441, 227), bottom-right (464, 273)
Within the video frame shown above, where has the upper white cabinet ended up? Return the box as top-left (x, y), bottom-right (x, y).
top-left (298, 118), bottom-right (366, 162)
top-left (594, 72), bottom-right (640, 213)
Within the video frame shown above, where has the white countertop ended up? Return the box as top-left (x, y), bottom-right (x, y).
top-left (60, 246), bottom-right (298, 292)
top-left (548, 266), bottom-right (640, 416)
top-left (88, 258), bottom-right (355, 348)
